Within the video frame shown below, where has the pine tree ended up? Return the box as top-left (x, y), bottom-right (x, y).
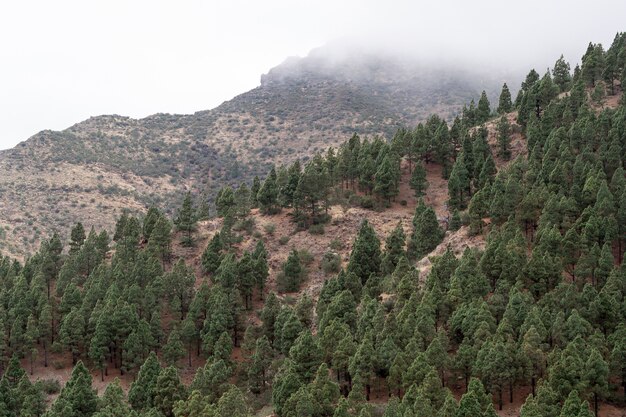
top-left (215, 385), bottom-right (252, 417)
top-left (153, 366), bottom-right (186, 417)
top-left (142, 206), bottom-right (162, 241)
top-left (289, 330), bottom-right (323, 382)
top-left (278, 249), bottom-right (303, 293)
top-left (24, 314), bottom-right (38, 375)
top-left (382, 222), bottom-right (407, 275)
top-left (272, 362), bottom-right (304, 417)
top-left (477, 91), bottom-right (491, 124)
top-left (69, 222), bottom-right (86, 254)
top-left (349, 331), bottom-right (376, 401)
top-left (553, 54), bottom-right (572, 92)
top-left (584, 348), bottom-right (608, 417)
top-left (180, 316), bottom-right (198, 368)
top-left (39, 302), bottom-right (53, 367)
top-left (89, 316), bottom-right (110, 381)
top-left (347, 220), bottom-right (381, 286)
top-left (216, 186), bottom-right (236, 217)
top-left (374, 155), bottom-right (399, 204)
top-left (201, 232), bottom-right (223, 275)
top-left (237, 251), bottom-right (256, 309)
top-left (261, 292), bottom-right (281, 345)
top-left (258, 167), bottom-right (279, 214)
top-left (449, 210), bottom-right (462, 231)
top-left (147, 216), bottom-right (172, 267)
top-left (496, 116), bottom-right (512, 160)
top-left (49, 361), bottom-right (98, 417)
top-left (163, 328), bottom-right (185, 367)
top-left (410, 161), bottom-right (429, 197)
top-left (250, 176), bottom-right (261, 208)
top-left (248, 336), bottom-right (273, 394)
top-left (129, 352), bottom-right (162, 411)
top-left (409, 203), bottom-right (444, 259)
top-left (497, 83), bottom-right (513, 114)
top-left (253, 240), bottom-right (269, 299)
top-left (164, 259), bottom-right (195, 320)
top-left (448, 152), bottom-right (471, 210)
top-left (94, 378), bottom-right (133, 417)
top-left (175, 192), bottom-right (196, 247)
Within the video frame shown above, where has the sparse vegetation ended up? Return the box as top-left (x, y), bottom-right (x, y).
top-left (0, 33), bottom-right (625, 417)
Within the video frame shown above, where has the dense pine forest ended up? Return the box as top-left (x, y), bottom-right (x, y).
top-left (0, 34), bottom-right (625, 417)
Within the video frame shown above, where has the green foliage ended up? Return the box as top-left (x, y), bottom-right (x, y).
top-left (497, 83), bottom-right (513, 114)
top-left (410, 162), bottom-right (428, 197)
top-left (278, 249), bottom-right (304, 293)
top-left (174, 193), bottom-right (196, 247)
top-left (409, 202), bottom-right (444, 259)
top-left (347, 220), bottom-right (381, 286)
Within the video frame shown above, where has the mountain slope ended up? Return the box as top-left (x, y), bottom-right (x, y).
top-left (0, 48), bottom-right (503, 259)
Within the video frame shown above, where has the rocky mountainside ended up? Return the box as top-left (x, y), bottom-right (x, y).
top-left (0, 48), bottom-right (504, 259)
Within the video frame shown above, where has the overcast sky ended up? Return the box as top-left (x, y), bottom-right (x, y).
top-left (0, 0), bottom-right (624, 150)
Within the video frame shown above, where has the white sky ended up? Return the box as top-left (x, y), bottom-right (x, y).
top-left (0, 0), bottom-right (624, 150)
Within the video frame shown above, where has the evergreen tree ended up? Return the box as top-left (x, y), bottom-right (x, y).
top-left (278, 249), bottom-right (303, 293)
top-left (409, 203), bottom-right (444, 259)
top-left (448, 152), bottom-right (471, 210)
top-left (129, 352), bottom-right (162, 411)
top-left (476, 91), bottom-right (491, 124)
top-left (289, 330), bottom-right (323, 382)
top-left (258, 167), bottom-right (280, 214)
top-left (374, 155), bottom-right (399, 204)
top-left (497, 83), bottom-right (513, 114)
top-left (449, 210), bottom-right (462, 231)
top-left (69, 222), bottom-right (86, 254)
top-left (347, 220), bottom-right (382, 286)
top-left (553, 54), bottom-right (572, 91)
top-left (94, 378), bottom-right (133, 417)
top-left (410, 161), bottom-right (429, 197)
top-left (174, 192), bottom-right (196, 247)
top-left (216, 186), bottom-right (236, 217)
top-left (250, 176), bottom-right (261, 208)
top-left (248, 336), bottom-right (273, 394)
top-left (349, 331), bottom-right (376, 401)
top-left (584, 348), bottom-right (608, 417)
top-left (153, 366), bottom-right (186, 417)
top-left (201, 232), bottom-right (223, 275)
top-left (49, 361), bottom-right (98, 417)
top-left (142, 206), bottom-right (162, 241)
top-left (163, 328), bottom-right (185, 367)
top-left (496, 116), bottom-right (512, 160)
top-left (215, 385), bottom-right (251, 417)
top-left (382, 222), bottom-right (407, 275)
top-left (147, 216), bottom-right (172, 267)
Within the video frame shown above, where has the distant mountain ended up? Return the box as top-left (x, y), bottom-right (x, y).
top-left (0, 46), bottom-right (506, 259)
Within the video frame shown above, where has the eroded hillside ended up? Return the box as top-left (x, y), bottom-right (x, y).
top-left (0, 49), bottom-right (503, 259)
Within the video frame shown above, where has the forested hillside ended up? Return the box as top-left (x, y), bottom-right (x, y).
top-left (0, 47), bottom-right (498, 260)
top-left (0, 34), bottom-right (625, 417)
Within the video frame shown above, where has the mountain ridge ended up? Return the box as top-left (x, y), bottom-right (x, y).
top-left (0, 47), bottom-right (506, 259)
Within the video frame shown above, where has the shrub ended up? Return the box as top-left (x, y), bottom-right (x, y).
top-left (347, 194), bottom-right (361, 206)
top-left (38, 379), bottom-right (61, 394)
top-left (400, 200), bottom-right (407, 206)
top-left (321, 251), bottom-right (341, 274)
top-left (278, 236), bottom-right (290, 245)
top-left (264, 223), bottom-right (276, 236)
top-left (234, 217), bottom-right (256, 234)
top-left (309, 224), bottom-right (325, 235)
top-left (298, 249), bottom-right (315, 266)
top-left (329, 238), bottom-right (344, 251)
top-left (360, 196), bottom-right (375, 209)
